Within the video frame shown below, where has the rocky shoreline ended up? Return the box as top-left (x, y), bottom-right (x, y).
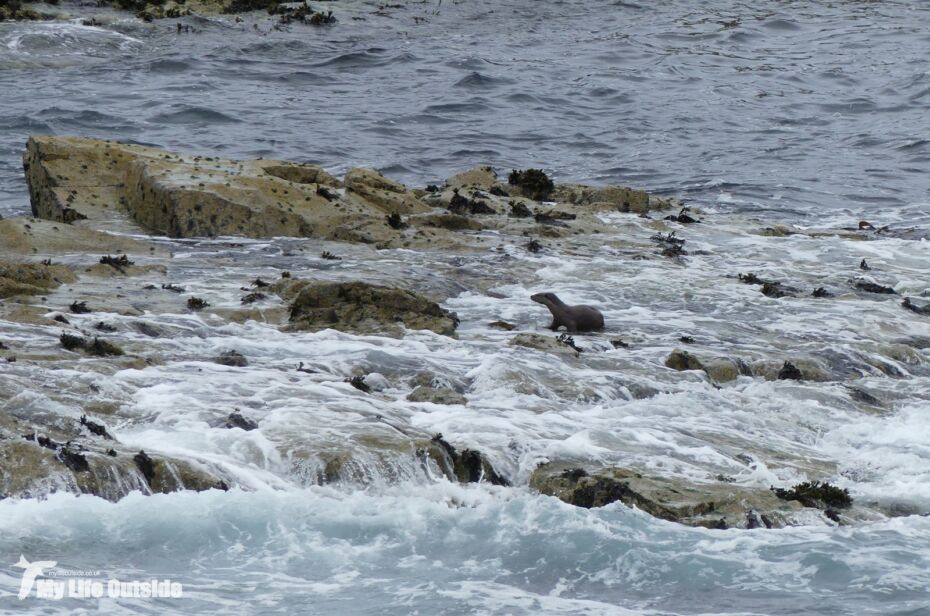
top-left (1, 135), bottom-right (927, 529)
top-left (2, 0), bottom-right (396, 24)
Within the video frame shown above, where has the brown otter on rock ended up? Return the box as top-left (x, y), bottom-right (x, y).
top-left (530, 292), bottom-right (604, 333)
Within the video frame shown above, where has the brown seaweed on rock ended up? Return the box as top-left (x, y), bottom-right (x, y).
top-left (508, 169), bottom-right (554, 201)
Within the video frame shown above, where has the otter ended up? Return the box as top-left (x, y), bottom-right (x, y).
top-left (530, 292), bottom-right (604, 333)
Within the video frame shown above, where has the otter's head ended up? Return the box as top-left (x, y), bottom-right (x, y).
top-left (530, 292), bottom-right (559, 305)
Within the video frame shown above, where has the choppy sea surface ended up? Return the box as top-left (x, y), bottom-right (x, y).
top-left (1, 1), bottom-right (930, 614)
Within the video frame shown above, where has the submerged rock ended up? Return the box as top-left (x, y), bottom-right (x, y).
top-left (665, 348), bottom-right (704, 371)
top-left (530, 463), bottom-right (802, 529)
top-left (213, 350), bottom-right (248, 367)
top-left (286, 280), bottom-right (458, 337)
top-left (225, 412), bottom-right (258, 431)
top-left (424, 434), bottom-right (509, 486)
top-left (407, 385), bottom-right (467, 405)
top-left (665, 350), bottom-right (748, 383)
top-left (0, 411), bottom-right (229, 501)
top-left (903, 297), bottom-right (930, 315)
top-left (510, 333), bottom-right (580, 357)
top-left (0, 259), bottom-right (75, 299)
top-left (853, 279), bottom-right (896, 294)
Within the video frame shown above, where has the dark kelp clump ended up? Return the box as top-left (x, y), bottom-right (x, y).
top-left (508, 169), bottom-right (554, 201)
top-left (771, 481), bottom-right (852, 509)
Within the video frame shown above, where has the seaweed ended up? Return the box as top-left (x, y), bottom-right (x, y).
top-left (187, 297), bottom-right (210, 311)
top-left (777, 360), bottom-right (802, 380)
top-left (386, 213), bottom-right (408, 229)
top-left (345, 375), bottom-right (370, 393)
top-left (316, 185), bottom-right (338, 201)
top-left (87, 337), bottom-right (124, 357)
top-left (508, 201), bottom-right (532, 218)
top-left (526, 239), bottom-right (543, 253)
top-left (60, 333), bottom-right (86, 351)
top-left (241, 292), bottom-right (266, 304)
top-left (80, 415), bottom-right (114, 440)
top-left (134, 451), bottom-right (155, 485)
top-left (761, 281), bottom-right (787, 298)
top-left (69, 300), bottom-right (91, 314)
top-left (854, 280), bottom-right (896, 294)
top-left (99, 254), bottom-right (133, 270)
top-left (771, 481), bottom-right (852, 509)
top-left (508, 169), bottom-right (554, 201)
top-left (664, 207), bottom-right (700, 224)
top-left (557, 333), bottom-right (583, 353)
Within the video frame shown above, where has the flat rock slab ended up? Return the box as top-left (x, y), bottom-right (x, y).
top-left (0, 259), bottom-right (75, 299)
top-left (24, 137), bottom-right (676, 250)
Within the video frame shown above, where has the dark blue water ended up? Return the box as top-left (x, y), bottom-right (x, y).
top-left (1, 0), bottom-right (929, 219)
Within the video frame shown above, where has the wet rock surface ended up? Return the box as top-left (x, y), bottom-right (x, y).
top-left (2, 134), bottom-right (928, 529)
top-left (0, 259), bottom-right (75, 299)
top-left (285, 280), bottom-right (459, 337)
top-left (24, 138), bottom-right (676, 250)
top-left (529, 462), bottom-right (811, 529)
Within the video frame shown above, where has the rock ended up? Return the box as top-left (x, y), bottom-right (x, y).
top-left (756, 225), bottom-right (796, 237)
top-left (0, 259), bottom-right (75, 299)
top-left (751, 358), bottom-right (831, 382)
top-left (22, 136), bottom-right (673, 252)
top-left (510, 333), bottom-right (580, 357)
top-left (665, 349), bottom-right (704, 371)
top-left (903, 297), bottom-right (930, 315)
top-left (213, 350), bottom-right (248, 367)
top-left (24, 136), bottom-right (388, 241)
top-left (424, 434), bottom-right (508, 485)
top-left (286, 280), bottom-right (458, 337)
top-left (445, 165), bottom-right (499, 191)
top-left (344, 168), bottom-right (429, 214)
top-left (0, 411), bottom-right (229, 501)
top-left (488, 320), bottom-right (515, 331)
top-left (0, 217), bottom-right (157, 255)
top-left (419, 213), bottom-right (485, 231)
top-left (407, 385), bottom-right (467, 405)
top-left (225, 411), bottom-right (258, 431)
top-left (853, 279), bottom-right (896, 294)
top-left (666, 350), bottom-right (749, 382)
top-left (702, 358), bottom-right (744, 383)
top-left (530, 463), bottom-right (803, 529)
top-left (553, 183), bottom-right (673, 214)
